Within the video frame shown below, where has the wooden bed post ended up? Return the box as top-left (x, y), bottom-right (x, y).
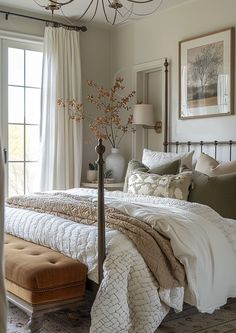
top-left (95, 138), bottom-right (106, 285)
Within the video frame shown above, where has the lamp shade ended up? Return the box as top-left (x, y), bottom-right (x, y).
top-left (133, 104), bottom-right (154, 126)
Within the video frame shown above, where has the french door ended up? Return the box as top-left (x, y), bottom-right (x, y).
top-left (0, 39), bottom-right (43, 197)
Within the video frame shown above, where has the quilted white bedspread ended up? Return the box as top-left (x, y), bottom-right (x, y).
top-left (5, 188), bottom-right (236, 333)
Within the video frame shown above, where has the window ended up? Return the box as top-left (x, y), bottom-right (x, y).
top-left (1, 40), bottom-right (43, 197)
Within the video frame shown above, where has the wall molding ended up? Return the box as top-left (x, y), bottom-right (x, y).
top-left (132, 58), bottom-right (168, 159)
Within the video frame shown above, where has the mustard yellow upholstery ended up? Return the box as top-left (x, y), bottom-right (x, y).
top-left (5, 234), bottom-right (87, 305)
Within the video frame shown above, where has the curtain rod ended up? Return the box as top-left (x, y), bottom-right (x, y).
top-left (0, 9), bottom-right (87, 32)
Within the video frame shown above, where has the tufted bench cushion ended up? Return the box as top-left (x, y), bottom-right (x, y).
top-left (5, 234), bottom-right (87, 305)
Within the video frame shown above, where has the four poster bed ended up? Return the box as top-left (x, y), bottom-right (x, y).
top-left (4, 59), bottom-right (236, 333)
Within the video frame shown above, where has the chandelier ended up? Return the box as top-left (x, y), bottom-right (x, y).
top-left (33, 0), bottom-right (74, 15)
top-left (34, 0), bottom-right (163, 25)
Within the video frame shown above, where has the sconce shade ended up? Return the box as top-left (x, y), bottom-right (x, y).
top-left (133, 104), bottom-right (154, 126)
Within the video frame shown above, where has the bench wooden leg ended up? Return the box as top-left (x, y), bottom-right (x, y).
top-left (7, 290), bottom-right (85, 333)
top-left (27, 315), bottom-right (42, 333)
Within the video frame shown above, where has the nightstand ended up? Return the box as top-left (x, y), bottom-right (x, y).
top-left (81, 182), bottom-right (124, 191)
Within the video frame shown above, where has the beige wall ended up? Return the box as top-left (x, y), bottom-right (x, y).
top-left (80, 27), bottom-right (111, 181)
top-left (110, 0), bottom-right (236, 160)
top-left (0, 9), bottom-right (45, 36)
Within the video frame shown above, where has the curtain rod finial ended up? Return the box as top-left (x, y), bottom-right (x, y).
top-left (80, 26), bottom-right (87, 32)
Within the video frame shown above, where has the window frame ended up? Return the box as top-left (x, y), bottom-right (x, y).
top-left (0, 37), bottom-right (43, 196)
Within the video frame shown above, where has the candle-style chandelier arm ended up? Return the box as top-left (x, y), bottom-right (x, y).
top-left (102, 0), bottom-right (110, 23)
top-left (124, 0), bottom-right (163, 17)
top-left (33, 0), bottom-right (49, 8)
top-left (105, 0), bottom-right (123, 24)
top-left (49, 0), bottom-right (74, 5)
top-left (89, 0), bottom-right (99, 21)
top-left (127, 0), bottom-right (154, 3)
top-left (33, 0), bottom-right (74, 9)
top-left (78, 0), bottom-right (98, 21)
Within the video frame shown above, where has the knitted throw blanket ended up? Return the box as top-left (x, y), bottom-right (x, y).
top-left (6, 192), bottom-right (185, 289)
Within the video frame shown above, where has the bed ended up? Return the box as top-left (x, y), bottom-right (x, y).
top-left (4, 58), bottom-right (236, 331)
top-left (4, 137), bottom-right (236, 333)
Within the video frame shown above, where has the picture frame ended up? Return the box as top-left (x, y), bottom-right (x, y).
top-left (179, 27), bottom-right (235, 119)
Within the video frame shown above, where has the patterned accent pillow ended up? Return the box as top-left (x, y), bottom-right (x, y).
top-left (123, 159), bottom-right (181, 192)
top-left (123, 160), bottom-right (150, 192)
top-left (127, 171), bottom-right (192, 200)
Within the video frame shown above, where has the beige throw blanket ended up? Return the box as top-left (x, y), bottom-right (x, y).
top-left (6, 192), bottom-right (185, 290)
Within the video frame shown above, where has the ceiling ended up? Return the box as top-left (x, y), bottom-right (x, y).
top-left (0, 0), bottom-right (193, 25)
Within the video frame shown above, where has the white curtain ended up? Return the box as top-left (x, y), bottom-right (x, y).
top-left (40, 26), bottom-right (82, 191)
top-left (0, 140), bottom-right (7, 333)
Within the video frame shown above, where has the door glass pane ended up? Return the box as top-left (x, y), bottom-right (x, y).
top-left (8, 86), bottom-right (24, 124)
top-left (25, 162), bottom-right (39, 194)
top-left (25, 50), bottom-right (43, 88)
top-left (8, 124), bottom-right (24, 161)
top-left (8, 162), bottom-right (24, 196)
top-left (25, 88), bottom-right (41, 124)
top-left (26, 125), bottom-right (40, 161)
top-left (8, 48), bottom-right (24, 86)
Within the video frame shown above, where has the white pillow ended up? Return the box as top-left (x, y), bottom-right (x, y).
top-left (142, 149), bottom-right (194, 170)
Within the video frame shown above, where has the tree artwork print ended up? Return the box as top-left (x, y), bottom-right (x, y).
top-left (187, 41), bottom-right (223, 108)
top-left (179, 28), bottom-right (234, 119)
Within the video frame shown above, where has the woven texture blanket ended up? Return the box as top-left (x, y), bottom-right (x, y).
top-left (7, 192), bottom-right (185, 289)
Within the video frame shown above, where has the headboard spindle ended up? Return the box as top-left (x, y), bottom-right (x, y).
top-left (176, 141), bottom-right (179, 153)
top-left (214, 140), bottom-right (218, 160)
top-left (187, 141), bottom-right (191, 152)
top-left (200, 141), bottom-right (204, 153)
top-left (229, 140), bottom-right (233, 161)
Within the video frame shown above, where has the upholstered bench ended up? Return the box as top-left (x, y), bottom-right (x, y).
top-left (4, 234), bottom-right (87, 333)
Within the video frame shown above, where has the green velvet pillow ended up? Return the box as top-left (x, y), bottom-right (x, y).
top-left (188, 171), bottom-right (236, 219)
top-left (123, 160), bottom-right (149, 192)
top-left (150, 159), bottom-right (180, 175)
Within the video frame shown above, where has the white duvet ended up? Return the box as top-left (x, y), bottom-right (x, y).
top-left (5, 188), bottom-right (236, 333)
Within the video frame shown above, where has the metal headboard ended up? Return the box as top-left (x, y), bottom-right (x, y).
top-left (166, 140), bottom-right (236, 161)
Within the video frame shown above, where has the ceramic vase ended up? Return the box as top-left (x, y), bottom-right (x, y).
top-left (105, 148), bottom-right (125, 182)
top-left (87, 170), bottom-right (97, 182)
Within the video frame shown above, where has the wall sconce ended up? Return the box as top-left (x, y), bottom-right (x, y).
top-left (133, 104), bottom-right (162, 134)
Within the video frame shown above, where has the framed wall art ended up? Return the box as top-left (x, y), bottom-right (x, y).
top-left (179, 27), bottom-right (234, 119)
